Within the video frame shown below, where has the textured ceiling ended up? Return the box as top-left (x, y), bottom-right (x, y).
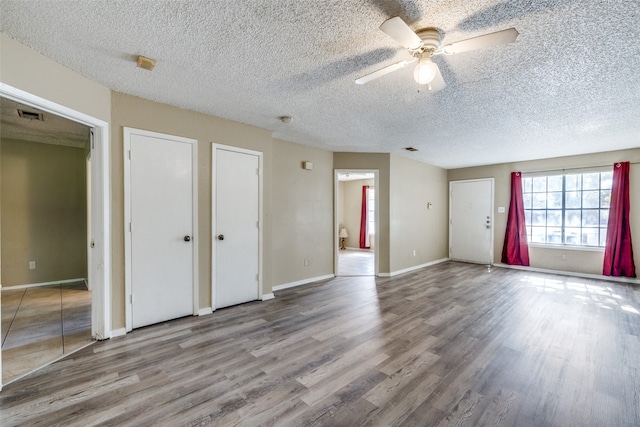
top-left (1, 0), bottom-right (638, 168)
top-left (0, 98), bottom-right (89, 148)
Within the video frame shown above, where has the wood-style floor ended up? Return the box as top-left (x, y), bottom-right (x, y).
top-left (338, 249), bottom-right (374, 276)
top-left (1, 262), bottom-right (639, 426)
top-left (1, 282), bottom-right (92, 384)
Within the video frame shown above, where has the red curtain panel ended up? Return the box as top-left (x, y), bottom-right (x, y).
top-left (501, 172), bottom-right (530, 265)
top-left (359, 185), bottom-right (370, 249)
top-left (603, 162), bottom-right (636, 277)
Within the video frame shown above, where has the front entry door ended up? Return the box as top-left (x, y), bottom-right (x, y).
top-left (125, 128), bottom-right (197, 329)
top-left (449, 179), bottom-right (494, 265)
top-left (213, 145), bottom-right (261, 309)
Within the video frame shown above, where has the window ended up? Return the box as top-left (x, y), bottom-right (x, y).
top-left (522, 170), bottom-right (612, 247)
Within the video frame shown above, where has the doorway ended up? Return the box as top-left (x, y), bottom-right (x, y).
top-left (0, 84), bottom-right (111, 387)
top-left (449, 178), bottom-right (494, 265)
top-left (335, 170), bottom-right (378, 276)
top-left (124, 128), bottom-right (198, 330)
top-left (212, 144), bottom-right (263, 309)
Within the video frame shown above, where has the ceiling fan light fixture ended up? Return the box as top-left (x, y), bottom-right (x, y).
top-left (413, 57), bottom-right (438, 85)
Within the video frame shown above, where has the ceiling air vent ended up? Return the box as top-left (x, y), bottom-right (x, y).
top-left (18, 109), bottom-right (44, 121)
top-left (404, 147), bottom-right (418, 152)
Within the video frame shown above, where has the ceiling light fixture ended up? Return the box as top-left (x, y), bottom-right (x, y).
top-left (136, 55), bottom-right (156, 71)
top-left (413, 55), bottom-right (438, 85)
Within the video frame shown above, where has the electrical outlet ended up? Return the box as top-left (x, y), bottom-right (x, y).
top-left (561, 254), bottom-right (567, 261)
top-left (304, 258), bottom-right (310, 266)
top-left (412, 250), bottom-right (416, 257)
top-left (29, 261), bottom-right (36, 270)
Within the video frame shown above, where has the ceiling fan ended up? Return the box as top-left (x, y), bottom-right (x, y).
top-left (355, 16), bottom-right (519, 92)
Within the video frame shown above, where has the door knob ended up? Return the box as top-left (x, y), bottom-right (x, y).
top-left (184, 235), bottom-right (191, 242)
top-left (218, 234), bottom-right (225, 241)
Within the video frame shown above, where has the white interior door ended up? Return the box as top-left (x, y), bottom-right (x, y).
top-left (449, 179), bottom-right (494, 265)
top-left (213, 145), bottom-right (261, 309)
top-left (125, 128), bottom-right (197, 329)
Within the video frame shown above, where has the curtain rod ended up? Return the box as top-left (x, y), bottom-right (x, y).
top-left (522, 161), bottom-right (640, 175)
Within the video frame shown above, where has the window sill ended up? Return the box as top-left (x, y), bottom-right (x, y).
top-left (528, 243), bottom-right (605, 252)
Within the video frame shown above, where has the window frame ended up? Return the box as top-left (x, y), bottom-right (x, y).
top-left (521, 168), bottom-right (612, 250)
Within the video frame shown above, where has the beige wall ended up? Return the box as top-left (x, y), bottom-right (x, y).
top-left (448, 148), bottom-right (640, 275)
top-left (334, 153), bottom-right (391, 273)
top-left (272, 139), bottom-right (333, 285)
top-left (1, 139), bottom-right (87, 286)
top-left (0, 34), bottom-right (111, 122)
top-left (110, 92), bottom-right (274, 329)
top-left (390, 155), bottom-right (449, 272)
top-left (340, 178), bottom-right (374, 249)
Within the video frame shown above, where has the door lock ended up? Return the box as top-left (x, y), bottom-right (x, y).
top-left (218, 234), bottom-right (225, 241)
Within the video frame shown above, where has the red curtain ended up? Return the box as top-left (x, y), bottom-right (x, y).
top-left (501, 172), bottom-right (530, 265)
top-left (359, 185), bottom-right (370, 249)
top-left (603, 162), bottom-right (636, 277)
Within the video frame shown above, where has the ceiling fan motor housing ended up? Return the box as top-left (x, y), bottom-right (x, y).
top-left (415, 28), bottom-right (441, 52)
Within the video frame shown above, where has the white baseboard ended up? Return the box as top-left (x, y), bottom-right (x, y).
top-left (343, 247), bottom-right (373, 252)
top-left (494, 263), bottom-right (640, 284)
top-left (2, 278), bottom-right (88, 290)
top-left (378, 258), bottom-right (450, 277)
top-left (110, 328), bottom-right (127, 338)
top-left (272, 274), bottom-right (335, 292)
top-left (198, 307), bottom-right (213, 316)
top-left (262, 293), bottom-right (275, 301)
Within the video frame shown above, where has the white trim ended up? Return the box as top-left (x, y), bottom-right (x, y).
top-left (343, 247), bottom-right (374, 252)
top-left (378, 258), bottom-right (450, 277)
top-left (211, 144), bottom-right (264, 310)
top-left (272, 274), bottom-right (335, 292)
top-left (110, 328), bottom-right (127, 338)
top-left (2, 278), bottom-right (87, 290)
top-left (0, 83), bottom-right (112, 343)
top-left (123, 127), bottom-right (199, 331)
top-left (494, 263), bottom-right (640, 285)
top-left (261, 293), bottom-right (275, 300)
top-left (528, 243), bottom-right (605, 252)
top-left (334, 169), bottom-right (379, 277)
top-left (198, 307), bottom-right (213, 316)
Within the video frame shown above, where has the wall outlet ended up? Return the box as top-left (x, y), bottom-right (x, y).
top-left (498, 207), bottom-right (506, 213)
top-left (29, 261), bottom-right (36, 270)
top-left (561, 254), bottom-right (567, 261)
top-left (412, 250), bottom-right (416, 257)
top-left (304, 258), bottom-right (310, 266)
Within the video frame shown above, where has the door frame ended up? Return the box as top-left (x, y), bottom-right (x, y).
top-left (449, 178), bottom-right (495, 265)
top-left (334, 169), bottom-right (379, 276)
top-left (211, 143), bottom-right (263, 311)
top-left (123, 127), bottom-right (199, 332)
top-left (0, 82), bottom-right (112, 342)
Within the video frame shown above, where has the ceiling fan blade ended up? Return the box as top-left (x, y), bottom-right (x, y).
top-left (427, 64), bottom-right (446, 93)
top-left (379, 17), bottom-right (422, 50)
top-left (355, 59), bottom-right (414, 84)
top-left (439, 28), bottom-right (519, 55)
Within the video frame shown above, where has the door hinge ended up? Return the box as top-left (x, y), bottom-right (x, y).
top-left (256, 274), bottom-right (259, 281)
top-left (256, 221), bottom-right (260, 229)
top-left (256, 168), bottom-right (260, 176)
top-left (128, 150), bottom-right (131, 160)
top-left (90, 129), bottom-right (95, 150)
top-left (130, 294), bottom-right (134, 303)
top-left (450, 219), bottom-right (453, 225)
top-left (129, 222), bottom-right (132, 232)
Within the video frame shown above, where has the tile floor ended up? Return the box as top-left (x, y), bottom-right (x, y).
top-left (337, 249), bottom-right (375, 276)
top-left (1, 281), bottom-right (92, 384)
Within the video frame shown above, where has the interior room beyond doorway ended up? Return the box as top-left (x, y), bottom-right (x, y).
top-left (336, 172), bottom-right (376, 276)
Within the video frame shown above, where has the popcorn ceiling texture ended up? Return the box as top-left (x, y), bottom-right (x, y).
top-left (1, 0), bottom-right (638, 168)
